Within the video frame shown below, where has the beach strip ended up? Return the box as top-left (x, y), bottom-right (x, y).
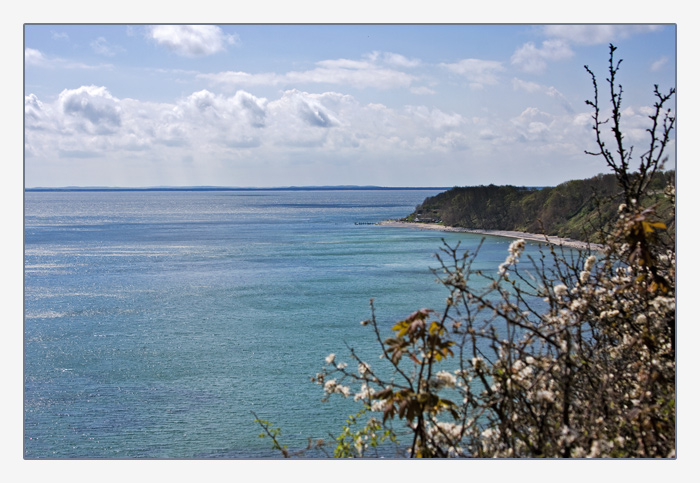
top-left (377, 220), bottom-right (604, 251)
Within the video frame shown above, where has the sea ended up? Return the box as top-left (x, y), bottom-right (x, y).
top-left (23, 189), bottom-right (524, 459)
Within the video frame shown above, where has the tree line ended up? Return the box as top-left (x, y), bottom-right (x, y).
top-left (407, 170), bottom-right (674, 243)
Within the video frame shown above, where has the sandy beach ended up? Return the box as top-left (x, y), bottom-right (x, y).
top-left (377, 220), bottom-right (604, 251)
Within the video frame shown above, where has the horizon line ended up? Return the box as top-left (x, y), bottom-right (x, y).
top-left (24, 185), bottom-right (456, 192)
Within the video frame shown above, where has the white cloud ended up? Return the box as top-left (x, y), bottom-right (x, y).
top-left (546, 87), bottom-right (574, 114)
top-left (542, 25), bottom-right (664, 46)
top-left (147, 25), bottom-right (239, 57)
top-left (439, 59), bottom-right (505, 89)
top-left (90, 37), bottom-right (125, 57)
top-left (287, 62), bottom-right (415, 89)
top-left (512, 78), bottom-right (574, 113)
top-left (25, 85), bottom-right (475, 166)
top-left (317, 58), bottom-right (371, 70)
top-left (199, 53), bottom-right (417, 90)
top-left (403, 105), bottom-right (464, 131)
top-left (511, 40), bottom-right (574, 74)
top-left (514, 106), bottom-right (552, 124)
top-left (167, 89), bottom-right (270, 149)
top-left (24, 94), bottom-right (45, 120)
top-left (24, 48), bottom-right (113, 70)
top-left (25, 48), bottom-right (46, 66)
top-left (366, 51), bottom-right (421, 68)
top-left (58, 85), bottom-right (122, 134)
top-left (509, 107), bottom-right (556, 143)
top-left (478, 129), bottom-right (497, 141)
top-left (29, 79), bottom-right (635, 187)
top-left (410, 86), bottom-right (435, 95)
top-left (266, 90), bottom-right (339, 147)
top-left (50, 31), bottom-right (69, 41)
top-left (651, 56), bottom-right (669, 72)
top-left (197, 70), bottom-right (279, 87)
top-left (434, 131), bottom-right (470, 151)
top-left (512, 77), bottom-right (543, 93)
top-left (24, 94), bottom-right (55, 138)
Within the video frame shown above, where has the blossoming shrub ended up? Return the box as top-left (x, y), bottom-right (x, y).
top-left (257, 45), bottom-right (676, 458)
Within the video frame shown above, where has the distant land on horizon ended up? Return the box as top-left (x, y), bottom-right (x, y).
top-left (25, 184), bottom-right (553, 192)
top-left (25, 185), bottom-right (458, 192)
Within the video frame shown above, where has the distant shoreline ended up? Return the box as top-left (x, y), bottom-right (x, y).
top-left (378, 220), bottom-right (604, 251)
top-left (25, 186), bottom-right (451, 192)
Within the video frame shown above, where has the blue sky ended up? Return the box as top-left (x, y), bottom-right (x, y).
top-left (24, 24), bottom-right (676, 188)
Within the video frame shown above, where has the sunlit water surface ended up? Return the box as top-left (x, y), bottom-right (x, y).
top-left (25, 190), bottom-right (526, 458)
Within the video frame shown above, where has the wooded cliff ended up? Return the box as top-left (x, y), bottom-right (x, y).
top-left (405, 171), bottom-right (675, 243)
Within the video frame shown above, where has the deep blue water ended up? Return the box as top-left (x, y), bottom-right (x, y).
top-left (24, 190), bottom-right (518, 459)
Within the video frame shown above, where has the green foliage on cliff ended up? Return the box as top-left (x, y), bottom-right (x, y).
top-left (408, 170), bottom-right (674, 243)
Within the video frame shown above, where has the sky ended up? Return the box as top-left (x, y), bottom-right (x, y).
top-left (24, 24), bottom-right (676, 188)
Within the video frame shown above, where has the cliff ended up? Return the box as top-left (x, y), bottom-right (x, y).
top-left (405, 171), bottom-right (675, 243)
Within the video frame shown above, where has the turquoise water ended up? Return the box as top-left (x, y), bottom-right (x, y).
top-left (24, 190), bottom-right (516, 458)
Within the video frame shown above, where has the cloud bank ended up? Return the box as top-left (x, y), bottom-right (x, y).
top-left (23, 24), bottom-right (674, 187)
top-left (24, 81), bottom-right (615, 187)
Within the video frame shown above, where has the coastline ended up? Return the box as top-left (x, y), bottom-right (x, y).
top-left (377, 220), bottom-right (604, 251)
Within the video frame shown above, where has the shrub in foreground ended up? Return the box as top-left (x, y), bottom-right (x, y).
top-left (256, 44), bottom-right (676, 458)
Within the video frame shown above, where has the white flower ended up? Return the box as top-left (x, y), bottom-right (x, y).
top-left (553, 284), bottom-right (568, 298)
top-left (354, 384), bottom-right (374, 401)
top-left (535, 389), bottom-right (555, 403)
top-left (447, 272), bottom-right (465, 286)
top-left (571, 447), bottom-right (586, 458)
top-left (579, 270), bottom-right (590, 284)
top-left (325, 353), bottom-right (336, 365)
top-left (370, 399), bottom-right (387, 412)
top-left (323, 378), bottom-right (337, 393)
top-left (435, 370), bottom-right (457, 389)
top-left (584, 255), bottom-right (597, 271)
top-left (601, 309), bottom-right (620, 319)
top-left (560, 425), bottom-right (577, 444)
top-left (508, 239), bottom-right (526, 257)
top-left (588, 440), bottom-right (601, 458)
top-left (354, 438), bottom-right (365, 455)
top-left (358, 362), bottom-right (371, 376)
top-left (650, 296), bottom-right (675, 312)
top-left (571, 298), bottom-right (587, 312)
